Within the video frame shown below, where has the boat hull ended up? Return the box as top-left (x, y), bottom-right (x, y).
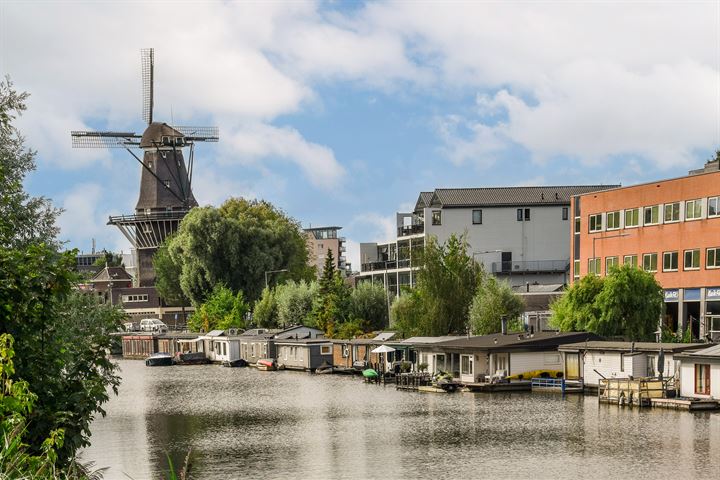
top-left (145, 354), bottom-right (173, 367)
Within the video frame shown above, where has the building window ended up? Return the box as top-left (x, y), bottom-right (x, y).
top-left (709, 197), bottom-right (719, 218)
top-left (605, 256), bottom-right (618, 273)
top-left (644, 205), bottom-right (660, 225)
top-left (573, 260), bottom-right (580, 280)
top-left (320, 345), bottom-right (331, 355)
top-left (607, 211), bottom-right (620, 230)
top-left (589, 214), bottom-right (603, 232)
top-left (121, 294), bottom-right (148, 303)
top-left (642, 253), bottom-right (658, 272)
top-left (517, 209), bottom-right (523, 221)
top-left (707, 247), bottom-right (720, 269)
top-left (472, 209), bottom-right (482, 225)
top-left (662, 251), bottom-right (678, 272)
top-left (624, 208), bottom-right (639, 228)
top-left (684, 249), bottom-right (700, 270)
top-left (685, 199), bottom-right (702, 220)
top-left (432, 210), bottom-right (442, 226)
top-left (163, 179), bottom-right (170, 188)
top-left (562, 207), bottom-right (569, 221)
top-left (574, 217), bottom-right (580, 233)
top-left (695, 364), bottom-right (710, 395)
top-left (588, 258), bottom-right (601, 276)
top-left (524, 208), bottom-right (531, 221)
top-left (664, 202), bottom-right (680, 223)
top-left (623, 255), bottom-right (638, 267)
top-left (461, 355), bottom-right (471, 375)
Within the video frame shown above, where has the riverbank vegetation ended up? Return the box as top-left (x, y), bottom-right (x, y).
top-left (550, 264), bottom-right (663, 340)
top-left (1, 79), bottom-right (125, 475)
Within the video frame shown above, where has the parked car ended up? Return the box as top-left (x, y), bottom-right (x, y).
top-left (139, 318), bottom-right (168, 333)
top-left (124, 321), bottom-right (140, 332)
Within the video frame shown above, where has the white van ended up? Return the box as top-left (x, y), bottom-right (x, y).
top-left (139, 318), bottom-right (168, 333)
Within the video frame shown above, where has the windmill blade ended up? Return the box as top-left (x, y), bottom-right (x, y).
top-left (173, 126), bottom-right (219, 142)
top-left (71, 131), bottom-right (141, 148)
top-left (141, 48), bottom-right (154, 125)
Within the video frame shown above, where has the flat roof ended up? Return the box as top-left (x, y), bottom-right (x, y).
top-left (571, 168), bottom-right (720, 198)
top-left (424, 331), bottom-right (599, 350)
top-left (558, 341), bottom-right (706, 353)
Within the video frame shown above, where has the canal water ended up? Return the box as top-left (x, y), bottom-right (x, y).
top-left (83, 360), bottom-right (720, 479)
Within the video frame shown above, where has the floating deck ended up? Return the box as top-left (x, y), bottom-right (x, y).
top-left (650, 398), bottom-right (720, 411)
top-left (462, 381), bottom-right (532, 393)
top-left (417, 386), bottom-right (453, 394)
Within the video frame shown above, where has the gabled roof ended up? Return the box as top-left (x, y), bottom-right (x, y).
top-left (423, 185), bottom-right (617, 209)
top-left (91, 266), bottom-right (133, 282)
top-left (205, 330), bottom-right (226, 337)
top-left (414, 192), bottom-right (435, 212)
top-left (274, 325), bottom-right (324, 340)
top-left (558, 341), bottom-right (706, 353)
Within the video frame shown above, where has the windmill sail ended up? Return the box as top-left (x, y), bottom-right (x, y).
top-left (141, 48), bottom-right (154, 125)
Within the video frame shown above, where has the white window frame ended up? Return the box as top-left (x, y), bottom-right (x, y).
top-left (320, 345), bottom-right (331, 355)
top-left (623, 254), bottom-right (638, 267)
top-left (684, 249), bottom-right (700, 271)
top-left (685, 199), bottom-right (702, 221)
top-left (472, 209), bottom-right (482, 225)
top-left (708, 196), bottom-right (719, 218)
top-left (606, 211), bottom-right (621, 230)
top-left (707, 247), bottom-right (720, 269)
top-left (589, 214), bottom-right (603, 233)
top-left (624, 208), bottom-right (640, 228)
top-left (588, 257), bottom-right (601, 276)
top-left (662, 251), bottom-right (678, 272)
top-left (663, 202), bottom-right (680, 223)
top-left (643, 253), bottom-right (658, 272)
top-left (644, 205), bottom-right (660, 226)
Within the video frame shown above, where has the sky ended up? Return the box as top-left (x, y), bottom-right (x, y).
top-left (2, 1), bottom-right (719, 269)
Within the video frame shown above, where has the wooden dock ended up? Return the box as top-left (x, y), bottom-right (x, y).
top-left (650, 397), bottom-right (720, 411)
top-left (462, 381), bottom-right (531, 393)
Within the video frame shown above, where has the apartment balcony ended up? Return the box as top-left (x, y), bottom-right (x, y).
top-left (360, 259), bottom-right (413, 272)
top-left (491, 260), bottom-right (570, 274)
top-left (397, 223), bottom-right (424, 237)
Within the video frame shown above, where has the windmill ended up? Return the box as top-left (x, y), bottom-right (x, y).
top-left (71, 48), bottom-right (219, 286)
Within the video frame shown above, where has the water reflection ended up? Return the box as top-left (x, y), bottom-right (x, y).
top-left (82, 360), bottom-right (720, 479)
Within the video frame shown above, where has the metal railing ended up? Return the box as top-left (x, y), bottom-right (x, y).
top-left (491, 260), bottom-right (569, 274)
top-left (398, 224), bottom-right (424, 237)
top-left (360, 259), bottom-right (413, 272)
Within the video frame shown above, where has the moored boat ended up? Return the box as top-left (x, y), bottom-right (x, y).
top-left (145, 352), bottom-right (173, 367)
top-left (175, 352), bottom-right (210, 365)
top-left (223, 358), bottom-right (248, 368)
top-left (315, 361), bottom-right (334, 374)
top-left (362, 368), bottom-right (378, 379)
top-left (256, 358), bottom-right (277, 371)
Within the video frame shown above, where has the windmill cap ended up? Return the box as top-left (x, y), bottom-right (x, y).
top-left (140, 122), bottom-right (184, 148)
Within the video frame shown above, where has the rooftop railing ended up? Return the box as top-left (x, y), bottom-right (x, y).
top-left (491, 260), bottom-right (569, 274)
top-left (398, 224), bottom-right (424, 237)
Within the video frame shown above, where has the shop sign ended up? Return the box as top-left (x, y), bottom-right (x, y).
top-left (664, 289), bottom-right (679, 302)
top-left (684, 288), bottom-right (701, 302)
top-left (707, 287), bottom-right (720, 300)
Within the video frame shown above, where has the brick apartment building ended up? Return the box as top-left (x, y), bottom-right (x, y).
top-left (570, 161), bottom-right (720, 340)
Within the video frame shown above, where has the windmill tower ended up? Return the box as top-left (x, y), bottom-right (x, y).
top-left (71, 48), bottom-right (219, 286)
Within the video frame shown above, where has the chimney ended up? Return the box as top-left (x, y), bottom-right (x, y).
top-left (92, 238), bottom-right (96, 254)
top-left (501, 316), bottom-right (508, 335)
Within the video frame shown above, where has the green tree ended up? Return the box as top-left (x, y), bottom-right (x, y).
top-left (389, 290), bottom-right (424, 338)
top-left (551, 265), bottom-right (662, 340)
top-left (92, 249), bottom-right (124, 268)
top-left (469, 276), bottom-right (525, 335)
top-left (189, 284), bottom-right (249, 332)
top-left (164, 198), bottom-right (313, 306)
top-left (412, 233), bottom-right (481, 335)
top-left (275, 280), bottom-right (317, 327)
top-left (312, 250), bottom-right (352, 337)
top-left (1, 79), bottom-right (123, 465)
top-left (349, 282), bottom-right (389, 332)
top-left (154, 243), bottom-right (190, 323)
top-left (335, 319), bottom-right (364, 340)
top-left (253, 286), bottom-right (279, 328)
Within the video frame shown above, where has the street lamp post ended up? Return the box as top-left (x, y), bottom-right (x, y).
top-left (265, 269), bottom-right (289, 289)
top-left (591, 233), bottom-right (631, 274)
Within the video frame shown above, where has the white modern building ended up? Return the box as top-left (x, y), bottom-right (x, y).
top-left (357, 186), bottom-right (616, 296)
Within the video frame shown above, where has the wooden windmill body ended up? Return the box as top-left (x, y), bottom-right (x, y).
top-left (72, 49), bottom-right (218, 286)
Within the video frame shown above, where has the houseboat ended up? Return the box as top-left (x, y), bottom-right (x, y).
top-left (275, 338), bottom-right (333, 371)
top-left (676, 344), bottom-right (720, 399)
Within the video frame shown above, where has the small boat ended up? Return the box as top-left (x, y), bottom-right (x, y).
top-left (223, 358), bottom-right (248, 368)
top-left (315, 361), bottom-right (334, 374)
top-left (145, 352), bottom-right (173, 367)
top-left (362, 368), bottom-right (378, 379)
top-left (256, 358), bottom-right (277, 371)
top-left (175, 352), bottom-right (209, 365)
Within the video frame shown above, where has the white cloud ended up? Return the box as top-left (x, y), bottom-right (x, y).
top-left (349, 212), bottom-right (397, 244)
top-left (223, 122), bottom-right (345, 189)
top-left (191, 168), bottom-right (259, 208)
